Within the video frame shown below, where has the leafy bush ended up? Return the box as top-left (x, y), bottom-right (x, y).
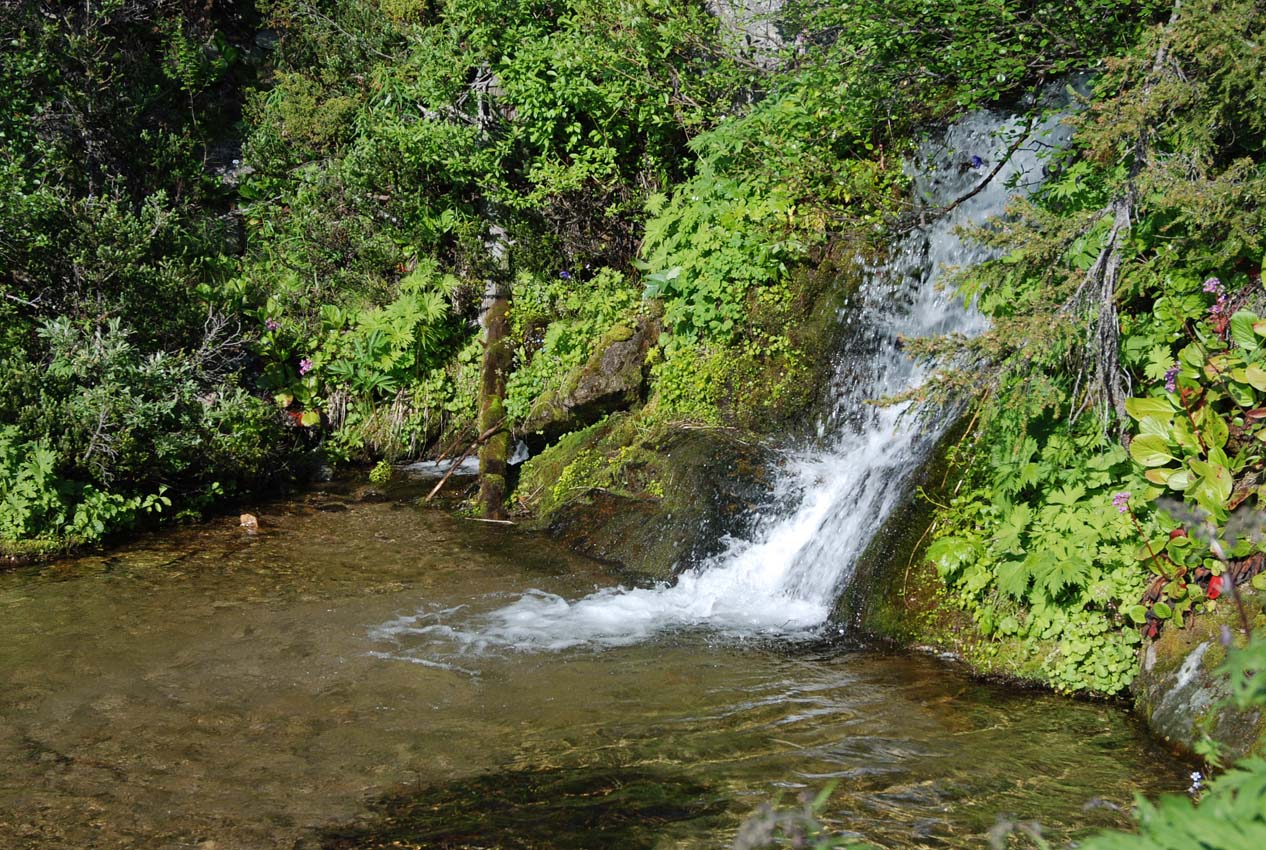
top-left (915, 0), bottom-right (1266, 693)
top-left (926, 428), bottom-right (1152, 693)
top-left (0, 426), bottom-right (171, 545)
top-left (639, 175), bottom-right (800, 342)
top-left (0, 318), bottom-right (286, 546)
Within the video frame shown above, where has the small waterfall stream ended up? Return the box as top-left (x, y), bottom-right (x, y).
top-left (377, 105), bottom-right (1071, 657)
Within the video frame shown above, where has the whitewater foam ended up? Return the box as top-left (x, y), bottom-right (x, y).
top-left (372, 104), bottom-right (1072, 660)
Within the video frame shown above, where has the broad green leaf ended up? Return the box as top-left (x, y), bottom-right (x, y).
top-left (1033, 555), bottom-right (1089, 598)
top-left (1129, 434), bottom-right (1175, 467)
top-left (1046, 484), bottom-right (1086, 507)
top-left (1125, 604), bottom-right (1149, 625)
top-left (1152, 601), bottom-right (1173, 619)
top-left (1138, 415), bottom-right (1170, 438)
top-left (1230, 310), bottom-right (1261, 351)
top-left (1124, 397), bottom-right (1174, 421)
top-left (1144, 467), bottom-right (1173, 485)
top-left (1246, 363), bottom-right (1266, 392)
top-left (1135, 536), bottom-right (1169, 562)
top-left (1189, 461), bottom-right (1233, 518)
top-left (299, 410), bottom-right (321, 427)
top-left (1202, 406), bottom-right (1229, 450)
top-left (1179, 343), bottom-right (1206, 370)
top-left (926, 536), bottom-right (974, 579)
top-left (1205, 354), bottom-right (1233, 382)
top-left (1172, 419), bottom-right (1201, 454)
top-left (996, 559), bottom-right (1030, 600)
top-left (1227, 378), bottom-right (1257, 407)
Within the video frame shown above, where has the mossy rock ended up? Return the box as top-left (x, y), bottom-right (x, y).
top-left (1134, 596), bottom-right (1266, 760)
top-left (1, 537), bottom-right (70, 568)
top-left (516, 416), bottom-right (774, 582)
top-left (517, 318), bottom-right (658, 453)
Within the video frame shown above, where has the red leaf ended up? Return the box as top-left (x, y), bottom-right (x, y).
top-left (1207, 575), bottom-right (1223, 600)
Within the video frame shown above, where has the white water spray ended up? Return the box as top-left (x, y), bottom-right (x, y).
top-left (374, 106), bottom-right (1071, 658)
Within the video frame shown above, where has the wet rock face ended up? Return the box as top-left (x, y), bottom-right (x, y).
top-left (1133, 598), bottom-right (1266, 760)
top-left (707, 0), bottom-right (785, 68)
top-left (518, 320), bottom-right (656, 452)
top-left (544, 429), bottom-right (775, 582)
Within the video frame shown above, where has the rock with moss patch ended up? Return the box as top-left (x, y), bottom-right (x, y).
top-left (518, 320), bottom-right (656, 451)
top-left (518, 417), bottom-right (774, 582)
top-left (1133, 596), bottom-right (1266, 760)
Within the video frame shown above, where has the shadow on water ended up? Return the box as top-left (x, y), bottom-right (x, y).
top-left (320, 766), bottom-right (732, 850)
top-left (0, 491), bottom-right (1187, 849)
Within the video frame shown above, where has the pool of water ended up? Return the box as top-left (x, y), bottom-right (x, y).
top-left (0, 484), bottom-right (1186, 849)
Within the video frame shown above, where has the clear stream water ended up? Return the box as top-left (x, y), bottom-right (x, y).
top-left (0, 106), bottom-right (1188, 849)
top-left (1, 489), bottom-right (1185, 849)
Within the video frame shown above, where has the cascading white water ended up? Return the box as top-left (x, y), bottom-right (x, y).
top-left (373, 105), bottom-right (1071, 658)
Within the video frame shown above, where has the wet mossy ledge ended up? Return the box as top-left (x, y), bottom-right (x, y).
top-left (515, 415), bottom-right (776, 583)
top-left (845, 451), bottom-right (1266, 761)
top-left (504, 253), bottom-right (858, 580)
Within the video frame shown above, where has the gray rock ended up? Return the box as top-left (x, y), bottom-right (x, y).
top-left (1133, 598), bottom-right (1266, 760)
top-left (517, 320), bottom-right (656, 452)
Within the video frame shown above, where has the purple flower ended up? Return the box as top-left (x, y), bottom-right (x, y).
top-left (1210, 292), bottom-right (1229, 317)
top-left (969, 154), bottom-right (984, 169)
top-left (1220, 624), bottom-right (1235, 647)
top-left (1164, 364), bottom-right (1179, 393)
top-left (265, 318), bottom-right (280, 331)
top-left (559, 270), bottom-right (571, 280)
top-left (1112, 491), bottom-right (1131, 514)
top-left (299, 357), bottom-right (313, 376)
top-left (1203, 277), bottom-right (1223, 294)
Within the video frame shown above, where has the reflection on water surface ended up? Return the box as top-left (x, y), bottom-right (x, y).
top-left (0, 485), bottom-right (1184, 849)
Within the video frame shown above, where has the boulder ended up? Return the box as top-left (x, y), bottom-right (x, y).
top-left (1133, 596), bottom-right (1266, 760)
top-left (517, 320), bottom-right (656, 452)
top-left (519, 418), bottom-right (775, 582)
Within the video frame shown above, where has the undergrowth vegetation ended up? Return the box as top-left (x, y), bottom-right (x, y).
top-left (0, 0), bottom-right (293, 550)
top-left (919, 0), bottom-right (1266, 695)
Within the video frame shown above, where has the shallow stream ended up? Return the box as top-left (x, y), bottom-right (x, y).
top-left (1, 482), bottom-right (1187, 849)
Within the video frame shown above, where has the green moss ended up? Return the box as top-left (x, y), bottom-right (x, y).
top-left (1, 537), bottom-right (69, 564)
top-left (513, 412), bottom-right (772, 581)
top-left (600, 324), bottom-right (635, 345)
top-left (485, 396), bottom-right (506, 427)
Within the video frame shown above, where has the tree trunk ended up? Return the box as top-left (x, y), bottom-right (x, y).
top-left (477, 277), bottom-right (511, 519)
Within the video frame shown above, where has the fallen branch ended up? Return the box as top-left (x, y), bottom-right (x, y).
top-left (425, 418), bottom-right (505, 502)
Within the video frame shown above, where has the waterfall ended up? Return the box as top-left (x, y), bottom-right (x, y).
top-left (374, 105), bottom-right (1071, 657)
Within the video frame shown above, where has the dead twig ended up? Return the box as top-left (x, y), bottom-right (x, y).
top-left (425, 418), bottom-right (505, 502)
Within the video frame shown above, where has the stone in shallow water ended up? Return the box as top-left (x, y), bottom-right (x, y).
top-left (317, 766), bottom-right (730, 850)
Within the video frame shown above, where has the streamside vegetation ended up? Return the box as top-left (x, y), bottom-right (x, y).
top-left (918, 0), bottom-right (1266, 697)
top-left (2, 0), bottom-right (1158, 554)
top-left (1, 0), bottom-right (1261, 701)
